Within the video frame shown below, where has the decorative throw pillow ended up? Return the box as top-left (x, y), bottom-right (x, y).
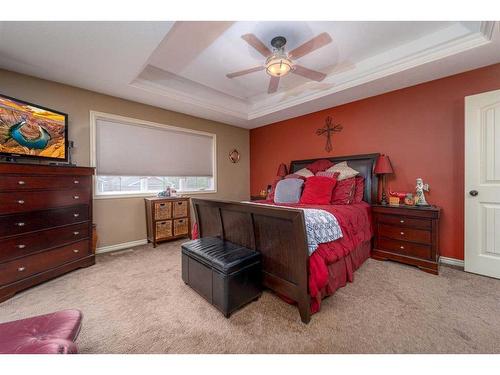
top-left (354, 176), bottom-right (365, 203)
top-left (325, 161), bottom-right (359, 180)
top-left (306, 159), bottom-right (334, 174)
top-left (316, 171), bottom-right (340, 179)
top-left (274, 178), bottom-right (304, 204)
top-left (267, 178), bottom-right (282, 200)
top-left (300, 176), bottom-right (337, 205)
top-left (294, 168), bottom-right (314, 178)
top-left (284, 173), bottom-right (307, 181)
top-left (331, 177), bottom-right (356, 205)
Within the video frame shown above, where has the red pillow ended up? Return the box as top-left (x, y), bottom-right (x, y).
top-left (331, 177), bottom-right (356, 205)
top-left (354, 176), bottom-right (365, 203)
top-left (306, 159), bottom-right (334, 174)
top-left (300, 176), bottom-right (337, 205)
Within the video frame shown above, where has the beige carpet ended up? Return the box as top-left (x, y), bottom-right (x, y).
top-left (1, 240), bottom-right (500, 354)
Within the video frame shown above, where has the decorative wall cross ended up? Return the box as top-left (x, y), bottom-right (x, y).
top-left (316, 116), bottom-right (343, 152)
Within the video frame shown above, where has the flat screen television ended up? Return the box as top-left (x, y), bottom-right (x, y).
top-left (0, 93), bottom-right (68, 162)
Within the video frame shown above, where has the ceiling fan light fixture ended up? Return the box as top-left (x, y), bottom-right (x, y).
top-left (265, 53), bottom-right (293, 77)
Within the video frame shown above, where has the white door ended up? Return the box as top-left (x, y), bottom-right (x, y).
top-left (465, 89), bottom-right (500, 279)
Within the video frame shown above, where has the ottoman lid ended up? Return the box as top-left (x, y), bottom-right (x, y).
top-left (182, 237), bottom-right (260, 274)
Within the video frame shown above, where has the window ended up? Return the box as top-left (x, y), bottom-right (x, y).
top-left (96, 176), bottom-right (214, 195)
top-left (91, 112), bottom-right (216, 197)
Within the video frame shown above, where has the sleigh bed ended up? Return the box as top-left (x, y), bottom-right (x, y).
top-left (191, 153), bottom-right (379, 323)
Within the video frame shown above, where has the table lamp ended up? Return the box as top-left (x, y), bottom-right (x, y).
top-left (374, 154), bottom-right (394, 205)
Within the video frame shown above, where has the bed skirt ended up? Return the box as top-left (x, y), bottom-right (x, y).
top-left (310, 239), bottom-right (371, 313)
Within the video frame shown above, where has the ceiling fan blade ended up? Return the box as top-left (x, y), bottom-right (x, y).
top-left (226, 66), bottom-right (264, 79)
top-left (241, 33), bottom-right (272, 57)
top-left (292, 65), bottom-right (327, 82)
top-left (268, 76), bottom-right (280, 94)
top-left (289, 32), bottom-right (332, 59)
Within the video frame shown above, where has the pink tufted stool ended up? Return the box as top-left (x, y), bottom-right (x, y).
top-left (0, 309), bottom-right (82, 354)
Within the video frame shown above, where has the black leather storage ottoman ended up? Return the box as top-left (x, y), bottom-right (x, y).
top-left (181, 237), bottom-right (262, 317)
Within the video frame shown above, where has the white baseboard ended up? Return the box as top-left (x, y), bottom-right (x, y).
top-left (96, 239), bottom-right (148, 254)
top-left (440, 256), bottom-right (464, 267)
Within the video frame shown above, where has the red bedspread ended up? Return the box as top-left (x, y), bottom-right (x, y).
top-left (251, 200), bottom-right (373, 312)
top-left (191, 201), bottom-right (373, 313)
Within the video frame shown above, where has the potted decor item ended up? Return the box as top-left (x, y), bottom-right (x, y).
top-left (404, 193), bottom-right (416, 206)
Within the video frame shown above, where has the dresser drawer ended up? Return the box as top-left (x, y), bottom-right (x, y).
top-left (0, 222), bottom-right (89, 263)
top-left (0, 175), bottom-right (91, 192)
top-left (173, 218), bottom-right (189, 236)
top-left (156, 220), bottom-right (173, 240)
top-left (154, 201), bottom-right (172, 220)
top-left (376, 237), bottom-right (432, 260)
top-left (378, 224), bottom-right (431, 244)
top-left (377, 214), bottom-right (431, 230)
top-left (0, 240), bottom-right (90, 286)
top-left (0, 190), bottom-right (90, 214)
top-left (173, 200), bottom-right (188, 218)
top-left (0, 205), bottom-right (89, 238)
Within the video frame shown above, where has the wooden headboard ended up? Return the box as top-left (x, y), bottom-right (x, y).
top-left (289, 153), bottom-right (380, 204)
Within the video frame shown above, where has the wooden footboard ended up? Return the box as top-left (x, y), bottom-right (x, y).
top-left (191, 199), bottom-right (311, 323)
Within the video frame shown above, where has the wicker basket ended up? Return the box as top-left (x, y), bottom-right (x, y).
top-left (156, 220), bottom-right (173, 239)
top-left (174, 218), bottom-right (188, 236)
top-left (173, 200), bottom-right (188, 218)
top-left (155, 202), bottom-right (172, 220)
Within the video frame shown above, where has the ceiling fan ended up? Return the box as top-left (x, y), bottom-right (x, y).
top-left (226, 32), bottom-right (332, 94)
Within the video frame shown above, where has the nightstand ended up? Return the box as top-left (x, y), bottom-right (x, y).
top-left (250, 195), bottom-right (267, 201)
top-left (371, 204), bottom-right (441, 274)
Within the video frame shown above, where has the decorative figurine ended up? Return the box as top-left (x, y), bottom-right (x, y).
top-left (415, 178), bottom-right (430, 206)
top-left (158, 186), bottom-right (171, 198)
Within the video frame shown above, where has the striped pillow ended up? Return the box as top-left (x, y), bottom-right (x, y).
top-left (325, 161), bottom-right (359, 180)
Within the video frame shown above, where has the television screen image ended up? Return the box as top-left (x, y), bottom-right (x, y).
top-left (0, 94), bottom-right (68, 161)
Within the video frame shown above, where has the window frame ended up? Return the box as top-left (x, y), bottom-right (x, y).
top-left (90, 111), bottom-right (217, 199)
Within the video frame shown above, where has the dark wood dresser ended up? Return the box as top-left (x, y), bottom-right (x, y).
top-left (372, 204), bottom-right (441, 274)
top-left (145, 197), bottom-right (191, 247)
top-left (0, 163), bottom-right (95, 302)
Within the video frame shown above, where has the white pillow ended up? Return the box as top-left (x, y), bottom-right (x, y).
top-left (325, 161), bottom-right (359, 180)
top-left (294, 168), bottom-right (314, 178)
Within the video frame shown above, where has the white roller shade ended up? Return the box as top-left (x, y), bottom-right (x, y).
top-left (96, 118), bottom-right (214, 176)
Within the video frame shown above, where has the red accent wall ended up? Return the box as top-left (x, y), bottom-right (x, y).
top-left (250, 63), bottom-right (500, 261)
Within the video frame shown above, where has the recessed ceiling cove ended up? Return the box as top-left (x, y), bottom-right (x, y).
top-left (0, 21), bottom-right (499, 128)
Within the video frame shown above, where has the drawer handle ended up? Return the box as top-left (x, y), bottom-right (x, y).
top-left (400, 219), bottom-right (405, 223)
top-left (74, 180), bottom-right (80, 184)
top-left (15, 222), bottom-right (25, 227)
top-left (400, 246), bottom-right (405, 250)
top-left (73, 231), bottom-right (80, 235)
top-left (17, 244), bottom-right (26, 249)
top-left (178, 220), bottom-right (184, 223)
top-left (17, 200), bottom-right (25, 204)
top-left (400, 232), bottom-right (405, 236)
top-left (73, 249), bottom-right (79, 253)
top-left (18, 266), bottom-right (26, 272)
top-left (18, 180), bottom-right (26, 185)
top-left (159, 203), bottom-right (166, 207)
top-left (74, 195), bottom-right (80, 200)
top-left (73, 213), bottom-right (80, 218)
top-left (177, 202), bottom-right (183, 205)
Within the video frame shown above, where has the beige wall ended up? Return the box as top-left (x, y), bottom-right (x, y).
top-left (0, 69), bottom-right (250, 248)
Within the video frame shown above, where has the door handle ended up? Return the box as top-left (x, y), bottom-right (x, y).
top-left (469, 190), bottom-right (478, 197)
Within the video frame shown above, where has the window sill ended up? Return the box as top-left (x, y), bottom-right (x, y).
top-left (93, 190), bottom-right (217, 200)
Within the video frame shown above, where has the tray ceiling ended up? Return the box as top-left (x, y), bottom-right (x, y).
top-left (0, 21), bottom-right (498, 128)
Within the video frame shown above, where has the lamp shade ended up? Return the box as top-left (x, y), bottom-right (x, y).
top-left (374, 154), bottom-right (394, 175)
top-left (276, 163), bottom-right (288, 178)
